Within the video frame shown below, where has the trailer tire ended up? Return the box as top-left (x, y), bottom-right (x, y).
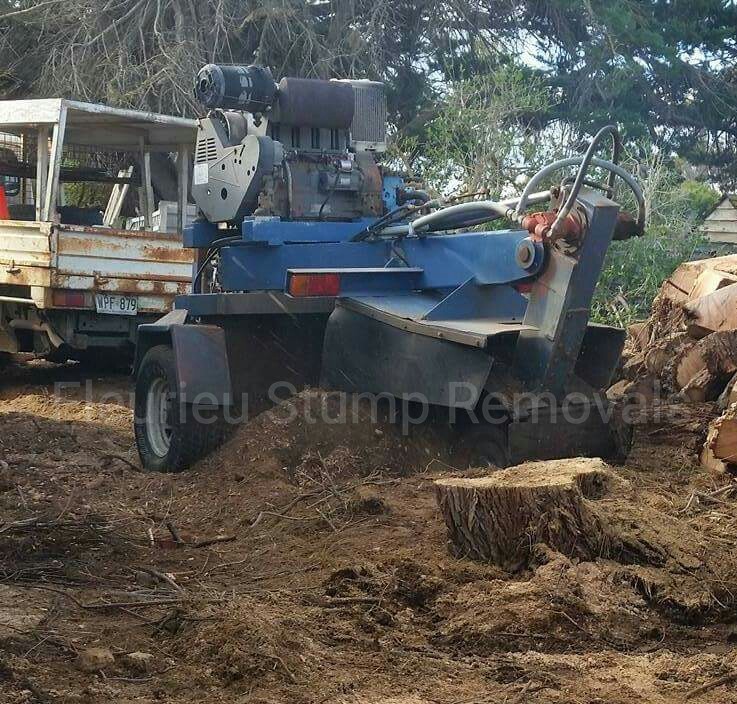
top-left (134, 344), bottom-right (229, 472)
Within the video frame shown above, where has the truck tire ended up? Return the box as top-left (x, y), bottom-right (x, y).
top-left (134, 344), bottom-right (229, 472)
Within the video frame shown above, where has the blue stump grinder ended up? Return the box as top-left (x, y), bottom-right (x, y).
top-left (133, 64), bottom-right (645, 472)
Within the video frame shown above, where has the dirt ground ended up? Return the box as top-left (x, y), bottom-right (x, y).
top-left (3, 356), bottom-right (737, 704)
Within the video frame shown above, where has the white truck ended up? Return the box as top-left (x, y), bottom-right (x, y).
top-left (0, 99), bottom-right (196, 366)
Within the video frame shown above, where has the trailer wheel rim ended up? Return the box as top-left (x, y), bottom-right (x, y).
top-left (145, 377), bottom-right (173, 458)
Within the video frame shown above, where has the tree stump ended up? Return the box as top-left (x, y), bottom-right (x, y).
top-left (434, 458), bottom-right (622, 570)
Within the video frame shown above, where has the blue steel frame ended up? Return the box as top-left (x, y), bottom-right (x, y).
top-left (184, 216), bottom-right (544, 297)
top-left (175, 190), bottom-right (625, 403)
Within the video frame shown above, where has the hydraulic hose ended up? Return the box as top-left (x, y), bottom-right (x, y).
top-left (516, 155), bottom-right (645, 232)
top-left (283, 159), bottom-right (294, 219)
top-left (360, 127), bottom-right (640, 240)
top-left (607, 127), bottom-right (622, 194)
top-left (375, 189), bottom-right (553, 237)
top-left (560, 175), bottom-right (612, 196)
top-left (351, 199), bottom-right (443, 241)
top-left (408, 199), bottom-right (511, 234)
top-left (193, 235), bottom-right (241, 293)
top-left (398, 187), bottom-right (431, 205)
top-left (549, 125), bottom-right (620, 238)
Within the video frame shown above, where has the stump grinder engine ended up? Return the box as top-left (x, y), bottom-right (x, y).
top-left (133, 63), bottom-right (646, 472)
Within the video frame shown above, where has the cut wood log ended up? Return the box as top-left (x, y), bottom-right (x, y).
top-left (684, 283), bottom-right (737, 338)
top-left (645, 333), bottom-right (695, 378)
top-left (606, 379), bottom-right (630, 401)
top-left (607, 376), bottom-right (657, 403)
top-left (680, 368), bottom-right (723, 403)
top-left (718, 372), bottom-right (737, 410)
top-left (621, 351), bottom-right (646, 382)
top-left (648, 402), bottom-right (718, 438)
top-left (638, 333), bottom-right (696, 393)
top-left (627, 321), bottom-right (651, 351)
top-left (701, 422), bottom-right (729, 474)
top-left (645, 346), bottom-right (675, 378)
top-left (660, 263), bottom-right (707, 305)
top-left (710, 404), bottom-right (737, 465)
top-left (659, 254), bottom-right (737, 305)
top-left (689, 269), bottom-right (737, 301)
top-left (434, 458), bottom-right (632, 570)
top-left (708, 253), bottom-right (737, 276)
top-left (648, 296), bottom-right (687, 340)
top-left (675, 332), bottom-right (737, 399)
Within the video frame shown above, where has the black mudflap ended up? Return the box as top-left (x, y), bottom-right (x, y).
top-left (222, 313), bottom-right (328, 409)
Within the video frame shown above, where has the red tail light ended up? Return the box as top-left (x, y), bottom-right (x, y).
top-left (52, 290), bottom-right (87, 308)
top-left (287, 273), bottom-right (341, 297)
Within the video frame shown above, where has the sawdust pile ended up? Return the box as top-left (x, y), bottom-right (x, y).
top-left (198, 389), bottom-right (463, 481)
top-left (5, 362), bottom-right (737, 701)
top-left (434, 548), bottom-right (660, 653)
top-left (176, 390), bottom-right (737, 701)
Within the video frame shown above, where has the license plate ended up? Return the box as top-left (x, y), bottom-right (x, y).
top-left (95, 293), bottom-right (138, 316)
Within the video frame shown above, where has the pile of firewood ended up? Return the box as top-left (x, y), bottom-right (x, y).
top-left (608, 253), bottom-right (737, 472)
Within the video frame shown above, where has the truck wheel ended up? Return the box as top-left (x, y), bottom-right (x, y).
top-left (134, 345), bottom-right (229, 472)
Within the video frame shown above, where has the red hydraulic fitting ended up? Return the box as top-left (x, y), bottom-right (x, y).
top-left (521, 210), bottom-right (584, 242)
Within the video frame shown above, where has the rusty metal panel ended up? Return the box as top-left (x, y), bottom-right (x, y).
top-left (0, 267), bottom-right (51, 288)
top-left (51, 273), bottom-right (190, 313)
top-left (55, 273), bottom-right (190, 296)
top-left (50, 225), bottom-right (192, 313)
top-left (56, 226), bottom-right (192, 278)
top-left (0, 220), bottom-right (53, 287)
top-left (0, 220), bottom-right (192, 313)
top-left (0, 220), bottom-right (53, 264)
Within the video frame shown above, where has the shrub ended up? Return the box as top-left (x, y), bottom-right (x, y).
top-left (591, 174), bottom-right (719, 327)
top-left (591, 228), bottom-right (705, 327)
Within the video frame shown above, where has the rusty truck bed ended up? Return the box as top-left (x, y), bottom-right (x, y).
top-left (0, 219), bottom-right (192, 313)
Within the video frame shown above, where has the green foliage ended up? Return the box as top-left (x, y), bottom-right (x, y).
top-left (63, 181), bottom-right (111, 209)
top-left (591, 229), bottom-right (704, 327)
top-left (676, 180), bottom-right (720, 221)
top-left (520, 0), bottom-right (737, 186)
top-left (420, 67), bottom-right (553, 195)
top-left (591, 151), bottom-right (721, 327)
top-left (395, 67), bottom-right (570, 197)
